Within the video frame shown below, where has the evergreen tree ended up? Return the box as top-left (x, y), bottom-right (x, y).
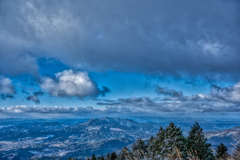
top-left (118, 146), bottom-right (129, 160)
top-left (132, 138), bottom-right (147, 153)
top-left (216, 143), bottom-right (229, 159)
top-left (146, 135), bottom-right (157, 159)
top-left (92, 154), bottom-right (97, 160)
top-left (105, 153), bottom-right (110, 160)
top-left (110, 152), bottom-right (117, 160)
top-left (232, 144), bottom-right (240, 159)
top-left (157, 122), bottom-right (186, 159)
top-left (101, 155), bottom-right (105, 160)
top-left (186, 122), bottom-right (214, 160)
top-left (155, 126), bottom-right (166, 158)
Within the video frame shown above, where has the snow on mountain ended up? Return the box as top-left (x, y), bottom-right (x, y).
top-left (0, 117), bottom-right (160, 160)
top-left (205, 126), bottom-right (240, 148)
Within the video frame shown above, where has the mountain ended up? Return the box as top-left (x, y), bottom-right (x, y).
top-left (205, 126), bottom-right (240, 148)
top-left (63, 117), bottom-right (158, 142)
top-left (0, 117), bottom-right (160, 160)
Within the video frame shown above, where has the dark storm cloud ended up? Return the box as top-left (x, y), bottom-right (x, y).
top-left (0, 0), bottom-right (239, 79)
top-left (155, 86), bottom-right (183, 97)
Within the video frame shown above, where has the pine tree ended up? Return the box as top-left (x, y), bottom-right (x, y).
top-left (132, 138), bottom-right (147, 153)
top-left (105, 153), bottom-right (110, 160)
top-left (92, 154), bottom-right (97, 160)
top-left (216, 143), bottom-right (229, 159)
top-left (118, 146), bottom-right (129, 160)
top-left (157, 122), bottom-right (186, 159)
top-left (186, 122), bottom-right (214, 160)
top-left (146, 135), bottom-right (157, 159)
top-left (155, 126), bottom-right (166, 157)
top-left (101, 155), bottom-right (105, 160)
top-left (110, 152), bottom-right (117, 160)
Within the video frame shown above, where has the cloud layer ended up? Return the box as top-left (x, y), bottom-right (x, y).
top-left (0, 0), bottom-right (239, 78)
top-left (40, 70), bottom-right (110, 98)
top-left (96, 82), bottom-right (240, 113)
top-left (1, 82), bottom-right (240, 117)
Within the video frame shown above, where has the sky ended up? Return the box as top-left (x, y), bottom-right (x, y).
top-left (0, 0), bottom-right (240, 118)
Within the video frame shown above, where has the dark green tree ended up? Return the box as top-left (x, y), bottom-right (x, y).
top-left (132, 138), bottom-right (147, 153)
top-left (158, 122), bottom-right (186, 159)
top-left (146, 135), bottom-right (157, 159)
top-left (101, 155), bottom-right (105, 160)
top-left (110, 152), bottom-right (117, 160)
top-left (186, 122), bottom-right (214, 160)
top-left (118, 146), bottom-right (129, 160)
top-left (92, 154), bottom-right (97, 160)
top-left (216, 143), bottom-right (229, 159)
top-left (155, 126), bottom-right (166, 157)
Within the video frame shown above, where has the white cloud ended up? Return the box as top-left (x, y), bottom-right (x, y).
top-left (210, 82), bottom-right (240, 103)
top-left (0, 77), bottom-right (16, 94)
top-left (0, 105), bottom-right (149, 115)
top-left (40, 70), bottom-right (98, 97)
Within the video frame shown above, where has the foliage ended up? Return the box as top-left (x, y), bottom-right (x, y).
top-left (92, 154), bottom-right (97, 160)
top-left (118, 146), bottom-right (129, 160)
top-left (215, 143), bottom-right (229, 159)
top-left (186, 122), bottom-right (214, 160)
top-left (132, 139), bottom-right (147, 153)
top-left (110, 152), bottom-right (117, 160)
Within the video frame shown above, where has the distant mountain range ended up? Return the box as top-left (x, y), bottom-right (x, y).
top-left (205, 126), bottom-right (240, 148)
top-left (0, 117), bottom-right (239, 160)
top-left (0, 117), bottom-right (160, 160)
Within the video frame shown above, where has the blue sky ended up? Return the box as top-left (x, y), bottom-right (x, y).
top-left (0, 0), bottom-right (240, 118)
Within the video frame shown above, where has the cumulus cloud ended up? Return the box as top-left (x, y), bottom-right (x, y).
top-left (40, 70), bottom-right (110, 98)
top-left (0, 77), bottom-right (16, 100)
top-left (0, 0), bottom-right (239, 79)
